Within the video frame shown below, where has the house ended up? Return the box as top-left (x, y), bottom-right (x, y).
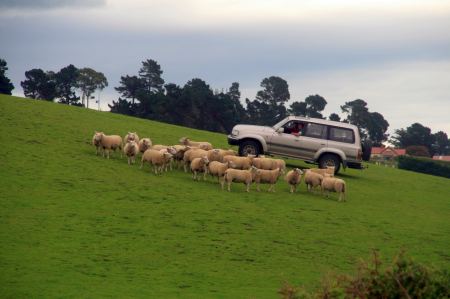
top-left (432, 155), bottom-right (450, 162)
top-left (371, 146), bottom-right (406, 166)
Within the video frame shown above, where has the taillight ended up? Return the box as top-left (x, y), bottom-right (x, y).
top-left (357, 149), bottom-right (362, 161)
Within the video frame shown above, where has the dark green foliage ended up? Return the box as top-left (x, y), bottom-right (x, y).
top-left (76, 67), bottom-right (108, 108)
top-left (397, 155), bottom-right (450, 178)
top-left (289, 101), bottom-right (307, 116)
top-left (341, 99), bottom-right (389, 145)
top-left (279, 251), bottom-right (450, 299)
top-left (392, 123), bottom-right (435, 154)
top-left (406, 145), bottom-right (430, 157)
top-left (114, 75), bottom-right (145, 105)
top-left (256, 76), bottom-right (290, 106)
top-left (0, 58), bottom-right (14, 95)
top-left (138, 59), bottom-right (165, 93)
top-left (55, 64), bottom-right (80, 105)
top-left (329, 113), bottom-right (341, 122)
top-left (20, 68), bottom-right (56, 101)
top-left (289, 95), bottom-right (328, 119)
top-left (432, 131), bottom-right (449, 155)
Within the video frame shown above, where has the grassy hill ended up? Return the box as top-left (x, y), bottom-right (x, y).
top-left (0, 94), bottom-right (449, 298)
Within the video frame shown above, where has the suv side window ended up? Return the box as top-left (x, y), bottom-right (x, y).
top-left (304, 123), bottom-right (327, 139)
top-left (329, 127), bottom-right (355, 144)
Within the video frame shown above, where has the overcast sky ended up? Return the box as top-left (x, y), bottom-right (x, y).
top-left (1, 0), bottom-right (449, 136)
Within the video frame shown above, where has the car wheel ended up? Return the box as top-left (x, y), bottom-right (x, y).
top-left (239, 140), bottom-right (261, 156)
top-left (319, 154), bottom-right (341, 174)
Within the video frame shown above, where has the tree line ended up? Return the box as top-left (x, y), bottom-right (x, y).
top-left (0, 57), bottom-right (448, 154)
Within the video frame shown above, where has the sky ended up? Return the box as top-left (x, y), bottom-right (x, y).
top-left (1, 0), bottom-right (449, 137)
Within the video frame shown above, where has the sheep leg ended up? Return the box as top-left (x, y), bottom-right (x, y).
top-left (106, 149), bottom-right (110, 159)
top-left (220, 178), bottom-right (224, 190)
top-left (227, 181), bottom-right (231, 192)
top-left (203, 170), bottom-right (207, 181)
top-left (256, 183), bottom-right (260, 192)
top-left (140, 159), bottom-right (144, 169)
top-left (246, 183), bottom-right (250, 192)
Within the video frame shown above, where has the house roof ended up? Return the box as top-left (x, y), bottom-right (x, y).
top-left (371, 147), bottom-right (406, 156)
top-left (432, 155), bottom-right (450, 162)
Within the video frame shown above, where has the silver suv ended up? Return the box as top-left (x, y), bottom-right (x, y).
top-left (228, 116), bottom-right (368, 173)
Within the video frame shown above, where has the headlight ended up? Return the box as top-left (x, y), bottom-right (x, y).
top-left (232, 129), bottom-right (239, 136)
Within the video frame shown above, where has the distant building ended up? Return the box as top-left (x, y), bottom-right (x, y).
top-left (432, 155), bottom-right (450, 162)
top-left (371, 146), bottom-right (406, 166)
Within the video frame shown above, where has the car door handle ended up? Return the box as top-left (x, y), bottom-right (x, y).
top-left (320, 143), bottom-right (326, 146)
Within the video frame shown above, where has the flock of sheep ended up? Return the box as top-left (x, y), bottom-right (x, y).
top-left (92, 131), bottom-right (347, 201)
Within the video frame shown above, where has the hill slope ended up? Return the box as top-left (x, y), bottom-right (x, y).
top-left (0, 95), bottom-right (449, 298)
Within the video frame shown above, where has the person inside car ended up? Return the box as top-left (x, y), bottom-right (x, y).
top-left (290, 122), bottom-right (304, 136)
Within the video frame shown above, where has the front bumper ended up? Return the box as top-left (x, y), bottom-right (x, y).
top-left (227, 135), bottom-right (240, 146)
top-left (347, 161), bottom-right (365, 169)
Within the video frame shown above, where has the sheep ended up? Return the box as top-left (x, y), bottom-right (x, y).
top-left (179, 137), bottom-right (213, 150)
top-left (321, 176), bottom-right (346, 201)
top-left (140, 149), bottom-right (173, 175)
top-left (124, 132), bottom-right (139, 144)
top-left (92, 132), bottom-right (103, 156)
top-left (208, 160), bottom-right (235, 189)
top-left (92, 132), bottom-right (122, 159)
top-left (252, 157), bottom-right (278, 170)
top-left (222, 155), bottom-right (254, 170)
top-left (183, 148), bottom-right (209, 172)
top-left (138, 138), bottom-right (152, 153)
top-left (171, 145), bottom-right (189, 169)
top-left (151, 144), bottom-right (171, 151)
top-left (308, 166), bottom-right (335, 177)
top-left (285, 168), bottom-right (304, 193)
top-left (158, 147), bottom-right (178, 171)
top-left (224, 166), bottom-right (258, 192)
top-left (190, 156), bottom-right (210, 181)
top-left (254, 168), bottom-right (282, 192)
top-left (274, 159), bottom-right (286, 174)
top-left (123, 140), bottom-right (139, 165)
top-left (304, 170), bottom-right (324, 192)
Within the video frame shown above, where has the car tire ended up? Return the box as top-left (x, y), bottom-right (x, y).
top-left (319, 154), bottom-right (341, 174)
top-left (361, 140), bottom-right (372, 162)
top-left (239, 140), bottom-right (261, 156)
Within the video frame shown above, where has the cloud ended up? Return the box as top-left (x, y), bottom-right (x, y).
top-left (0, 0), bottom-right (105, 10)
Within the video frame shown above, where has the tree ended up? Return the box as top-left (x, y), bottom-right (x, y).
top-left (304, 94), bottom-right (327, 118)
top-left (329, 113), bottom-right (341, 122)
top-left (138, 59), bottom-right (165, 93)
top-left (406, 145), bottom-right (430, 157)
top-left (432, 131), bottom-right (449, 155)
top-left (367, 112), bottom-right (389, 147)
top-left (55, 64), bottom-right (79, 105)
top-left (76, 67), bottom-right (108, 108)
top-left (109, 98), bottom-right (136, 115)
top-left (289, 101), bottom-right (307, 116)
top-left (0, 58), bottom-right (14, 95)
top-left (20, 68), bottom-right (56, 101)
top-left (227, 82), bottom-right (241, 102)
top-left (391, 123), bottom-right (435, 154)
top-left (256, 76), bottom-right (290, 106)
top-left (115, 75), bottom-right (145, 105)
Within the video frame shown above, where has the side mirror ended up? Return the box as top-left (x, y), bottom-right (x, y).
top-left (276, 127), bottom-right (284, 134)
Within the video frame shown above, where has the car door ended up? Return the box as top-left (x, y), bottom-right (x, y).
top-left (267, 121), bottom-right (310, 158)
top-left (298, 122), bottom-right (328, 159)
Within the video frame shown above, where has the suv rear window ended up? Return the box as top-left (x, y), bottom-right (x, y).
top-left (329, 127), bottom-right (355, 144)
top-left (304, 123), bottom-right (327, 139)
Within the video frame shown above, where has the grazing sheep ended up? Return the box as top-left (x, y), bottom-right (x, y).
top-left (92, 132), bottom-right (103, 156)
top-left (138, 138), bottom-right (152, 153)
top-left (309, 166), bottom-right (335, 177)
top-left (304, 170), bottom-right (324, 192)
top-left (223, 155), bottom-right (254, 170)
top-left (217, 149), bottom-right (237, 161)
top-left (190, 156), bottom-right (210, 181)
top-left (274, 159), bottom-right (286, 174)
top-left (151, 144), bottom-right (171, 151)
top-left (206, 149), bottom-right (222, 162)
top-left (124, 132), bottom-right (139, 144)
top-left (252, 157), bottom-right (278, 170)
top-left (179, 137), bottom-right (213, 150)
top-left (285, 168), bottom-right (304, 193)
top-left (171, 145), bottom-right (189, 169)
top-left (224, 166), bottom-right (258, 192)
top-left (183, 148), bottom-right (209, 172)
top-left (157, 147), bottom-right (177, 171)
top-left (208, 161), bottom-right (235, 189)
top-left (254, 168), bottom-right (282, 192)
top-left (140, 149), bottom-right (173, 175)
top-left (321, 176), bottom-right (346, 201)
top-left (93, 132), bottom-right (122, 159)
top-left (123, 140), bottom-right (139, 165)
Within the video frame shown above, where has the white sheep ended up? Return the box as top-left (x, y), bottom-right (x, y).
top-left (252, 157), bottom-right (278, 170)
top-left (304, 170), bottom-right (324, 192)
top-left (274, 159), bottom-right (286, 174)
top-left (223, 166), bottom-right (258, 192)
top-left (222, 155), bottom-right (254, 170)
top-left (123, 140), bottom-right (139, 165)
top-left (308, 166), bottom-right (335, 177)
top-left (183, 148), bottom-right (209, 172)
top-left (208, 161), bottom-right (235, 189)
top-left (93, 132), bottom-right (122, 159)
top-left (321, 176), bottom-right (346, 201)
top-left (179, 137), bottom-right (213, 150)
top-left (171, 145), bottom-right (189, 169)
top-left (92, 132), bottom-right (103, 156)
top-left (190, 156), bottom-right (210, 181)
top-left (285, 168), bottom-right (304, 193)
top-left (140, 149), bottom-right (173, 175)
top-left (124, 132), bottom-right (139, 144)
top-left (254, 168), bottom-right (282, 192)
top-left (138, 138), bottom-right (152, 153)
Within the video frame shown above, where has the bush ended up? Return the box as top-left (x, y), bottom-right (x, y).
top-left (397, 155), bottom-right (450, 178)
top-left (279, 251), bottom-right (450, 299)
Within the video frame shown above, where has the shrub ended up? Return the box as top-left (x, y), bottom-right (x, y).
top-left (397, 155), bottom-right (450, 178)
top-left (279, 251), bottom-right (450, 299)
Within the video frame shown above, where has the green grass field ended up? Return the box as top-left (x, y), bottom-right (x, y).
top-left (1, 95), bottom-right (449, 298)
